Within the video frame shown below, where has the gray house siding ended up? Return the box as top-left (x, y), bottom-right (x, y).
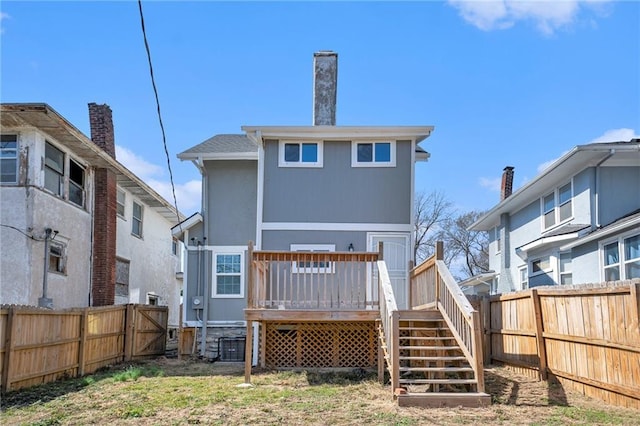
top-left (599, 167), bottom-right (640, 226)
top-left (262, 140), bottom-right (412, 224)
top-left (262, 230), bottom-right (366, 252)
top-left (205, 160), bottom-right (257, 244)
top-left (571, 240), bottom-right (600, 284)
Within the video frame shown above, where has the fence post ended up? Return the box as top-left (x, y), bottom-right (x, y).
top-left (482, 296), bottom-right (491, 365)
top-left (1, 307), bottom-right (16, 392)
top-left (78, 307), bottom-right (89, 376)
top-left (124, 304), bottom-right (135, 362)
top-left (531, 289), bottom-right (548, 380)
top-left (630, 282), bottom-right (640, 335)
top-left (471, 310), bottom-right (485, 393)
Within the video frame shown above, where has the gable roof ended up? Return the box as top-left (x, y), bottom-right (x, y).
top-left (177, 134), bottom-right (258, 161)
top-left (0, 103), bottom-right (185, 225)
top-left (471, 140), bottom-right (640, 231)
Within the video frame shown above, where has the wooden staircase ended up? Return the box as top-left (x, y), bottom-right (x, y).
top-left (380, 309), bottom-right (491, 407)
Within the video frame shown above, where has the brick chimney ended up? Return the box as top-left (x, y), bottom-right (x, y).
top-left (313, 51), bottom-right (338, 126)
top-left (88, 103), bottom-right (117, 306)
top-left (500, 166), bottom-right (515, 201)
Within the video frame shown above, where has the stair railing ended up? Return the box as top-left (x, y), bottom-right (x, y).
top-left (377, 259), bottom-right (400, 397)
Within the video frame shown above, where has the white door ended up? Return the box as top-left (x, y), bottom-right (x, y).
top-left (368, 233), bottom-right (410, 310)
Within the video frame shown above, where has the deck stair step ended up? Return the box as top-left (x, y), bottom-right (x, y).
top-left (399, 336), bottom-right (455, 341)
top-left (400, 345), bottom-right (461, 351)
top-left (400, 367), bottom-right (473, 373)
top-left (399, 356), bottom-right (468, 362)
top-left (399, 378), bottom-right (477, 385)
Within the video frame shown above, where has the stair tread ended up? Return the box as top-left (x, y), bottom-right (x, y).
top-left (399, 356), bottom-right (468, 361)
top-left (399, 378), bottom-right (477, 384)
top-left (400, 345), bottom-right (461, 350)
top-left (399, 336), bottom-right (455, 340)
top-left (400, 366), bottom-right (473, 372)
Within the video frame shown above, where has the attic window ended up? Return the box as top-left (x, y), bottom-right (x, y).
top-left (351, 141), bottom-right (396, 167)
top-left (278, 141), bottom-right (323, 168)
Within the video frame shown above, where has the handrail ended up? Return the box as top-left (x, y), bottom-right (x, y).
top-left (377, 260), bottom-right (399, 396)
top-left (249, 249), bottom-right (380, 310)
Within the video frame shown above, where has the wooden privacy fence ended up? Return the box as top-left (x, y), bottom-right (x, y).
top-left (0, 304), bottom-right (168, 392)
top-left (470, 280), bottom-right (640, 409)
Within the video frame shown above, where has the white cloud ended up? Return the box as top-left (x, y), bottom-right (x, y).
top-left (537, 150), bottom-right (569, 173)
top-left (115, 144), bottom-right (201, 214)
top-left (1, 12), bottom-right (10, 34)
top-left (479, 176), bottom-right (502, 192)
top-left (447, 0), bottom-right (613, 35)
top-left (588, 128), bottom-right (640, 143)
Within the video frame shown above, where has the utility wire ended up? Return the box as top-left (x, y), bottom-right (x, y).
top-left (0, 224), bottom-right (41, 240)
top-left (137, 0), bottom-right (183, 233)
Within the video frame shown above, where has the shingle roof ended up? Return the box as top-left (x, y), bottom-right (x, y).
top-left (541, 223), bottom-right (591, 238)
top-left (179, 134), bottom-right (258, 156)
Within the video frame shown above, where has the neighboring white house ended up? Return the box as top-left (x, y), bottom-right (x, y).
top-left (0, 103), bottom-right (184, 329)
top-left (470, 140), bottom-right (640, 294)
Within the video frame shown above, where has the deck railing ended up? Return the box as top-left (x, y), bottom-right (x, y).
top-left (409, 244), bottom-right (485, 392)
top-left (377, 259), bottom-right (400, 395)
top-left (248, 247), bottom-right (380, 310)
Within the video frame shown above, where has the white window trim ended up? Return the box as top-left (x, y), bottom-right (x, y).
top-left (117, 189), bottom-right (126, 219)
top-left (132, 201), bottom-right (144, 238)
top-left (540, 180), bottom-right (574, 232)
top-left (212, 247), bottom-right (246, 298)
top-left (351, 141), bottom-right (396, 167)
top-left (290, 244), bottom-right (336, 274)
top-left (518, 265), bottom-right (528, 290)
top-left (529, 255), bottom-right (552, 278)
top-left (0, 133), bottom-right (19, 184)
top-left (599, 230), bottom-right (640, 281)
top-left (278, 140), bottom-right (323, 168)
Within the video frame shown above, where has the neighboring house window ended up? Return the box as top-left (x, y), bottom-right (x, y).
top-left (351, 141), bottom-right (396, 167)
top-left (291, 244), bottom-right (336, 273)
top-left (278, 141), bottom-right (323, 167)
top-left (172, 238), bottom-right (179, 256)
top-left (603, 234), bottom-right (640, 281)
top-left (1, 134), bottom-right (18, 184)
top-left (495, 227), bottom-right (501, 254)
top-left (531, 256), bottom-right (550, 276)
top-left (519, 266), bottom-right (528, 290)
top-left (48, 241), bottom-right (66, 274)
top-left (44, 142), bottom-right (65, 196)
top-left (132, 201), bottom-right (143, 237)
top-left (147, 294), bottom-right (159, 305)
top-left (68, 159), bottom-right (85, 207)
top-left (116, 258), bottom-right (130, 296)
top-left (491, 275), bottom-right (499, 295)
top-left (117, 189), bottom-right (126, 218)
top-left (559, 252), bottom-right (572, 285)
top-left (541, 182), bottom-right (572, 230)
top-left (214, 252), bottom-right (244, 297)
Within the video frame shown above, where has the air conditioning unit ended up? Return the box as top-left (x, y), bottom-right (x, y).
top-left (218, 337), bottom-right (246, 362)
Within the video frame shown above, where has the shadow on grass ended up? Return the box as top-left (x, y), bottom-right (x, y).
top-left (484, 364), bottom-right (568, 407)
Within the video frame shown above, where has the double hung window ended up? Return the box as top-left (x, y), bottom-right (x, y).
top-left (541, 182), bottom-right (572, 230)
top-left (45, 142), bottom-right (65, 196)
top-left (132, 201), bottom-right (143, 237)
top-left (214, 252), bottom-right (244, 297)
top-left (603, 234), bottom-right (640, 281)
top-left (1, 134), bottom-right (18, 184)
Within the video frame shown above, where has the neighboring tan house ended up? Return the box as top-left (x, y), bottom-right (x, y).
top-left (470, 141), bottom-right (640, 294)
top-left (0, 103), bottom-right (184, 329)
top-left (174, 51), bottom-right (433, 360)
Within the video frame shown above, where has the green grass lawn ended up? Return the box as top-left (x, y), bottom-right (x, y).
top-left (1, 359), bottom-right (638, 425)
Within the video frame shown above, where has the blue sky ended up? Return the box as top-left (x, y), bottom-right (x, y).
top-left (2, 1), bottom-right (638, 216)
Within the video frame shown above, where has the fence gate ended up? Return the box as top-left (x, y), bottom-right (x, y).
top-left (130, 305), bottom-right (168, 359)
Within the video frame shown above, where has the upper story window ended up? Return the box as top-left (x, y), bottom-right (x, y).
top-left (351, 141), bottom-right (396, 167)
top-left (117, 189), bottom-right (126, 218)
top-left (603, 233), bottom-right (640, 281)
top-left (1, 134), bottom-right (18, 184)
top-left (68, 159), bottom-right (85, 207)
top-left (43, 141), bottom-right (86, 208)
top-left (44, 142), bottom-right (65, 196)
top-left (278, 141), bottom-right (323, 167)
top-left (541, 181), bottom-right (572, 230)
top-left (132, 201), bottom-right (143, 238)
top-left (494, 227), bottom-right (501, 254)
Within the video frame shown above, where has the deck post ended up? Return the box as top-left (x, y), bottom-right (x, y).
top-left (391, 310), bottom-right (400, 398)
top-left (244, 320), bottom-right (254, 383)
top-left (435, 241), bottom-right (443, 305)
top-left (471, 310), bottom-right (485, 392)
top-left (247, 241), bottom-right (254, 309)
top-left (481, 296), bottom-right (491, 365)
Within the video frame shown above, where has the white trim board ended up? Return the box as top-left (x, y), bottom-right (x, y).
top-left (261, 222), bottom-right (412, 232)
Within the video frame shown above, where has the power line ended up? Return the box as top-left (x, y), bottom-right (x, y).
top-left (137, 0), bottom-right (182, 232)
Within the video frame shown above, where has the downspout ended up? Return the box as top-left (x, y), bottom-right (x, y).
top-left (199, 155), bottom-right (209, 358)
top-left (594, 149), bottom-right (615, 228)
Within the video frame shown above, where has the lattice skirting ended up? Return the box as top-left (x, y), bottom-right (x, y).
top-left (264, 321), bottom-right (377, 368)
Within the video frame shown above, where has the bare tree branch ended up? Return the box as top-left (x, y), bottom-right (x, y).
top-left (413, 190), bottom-right (454, 264)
